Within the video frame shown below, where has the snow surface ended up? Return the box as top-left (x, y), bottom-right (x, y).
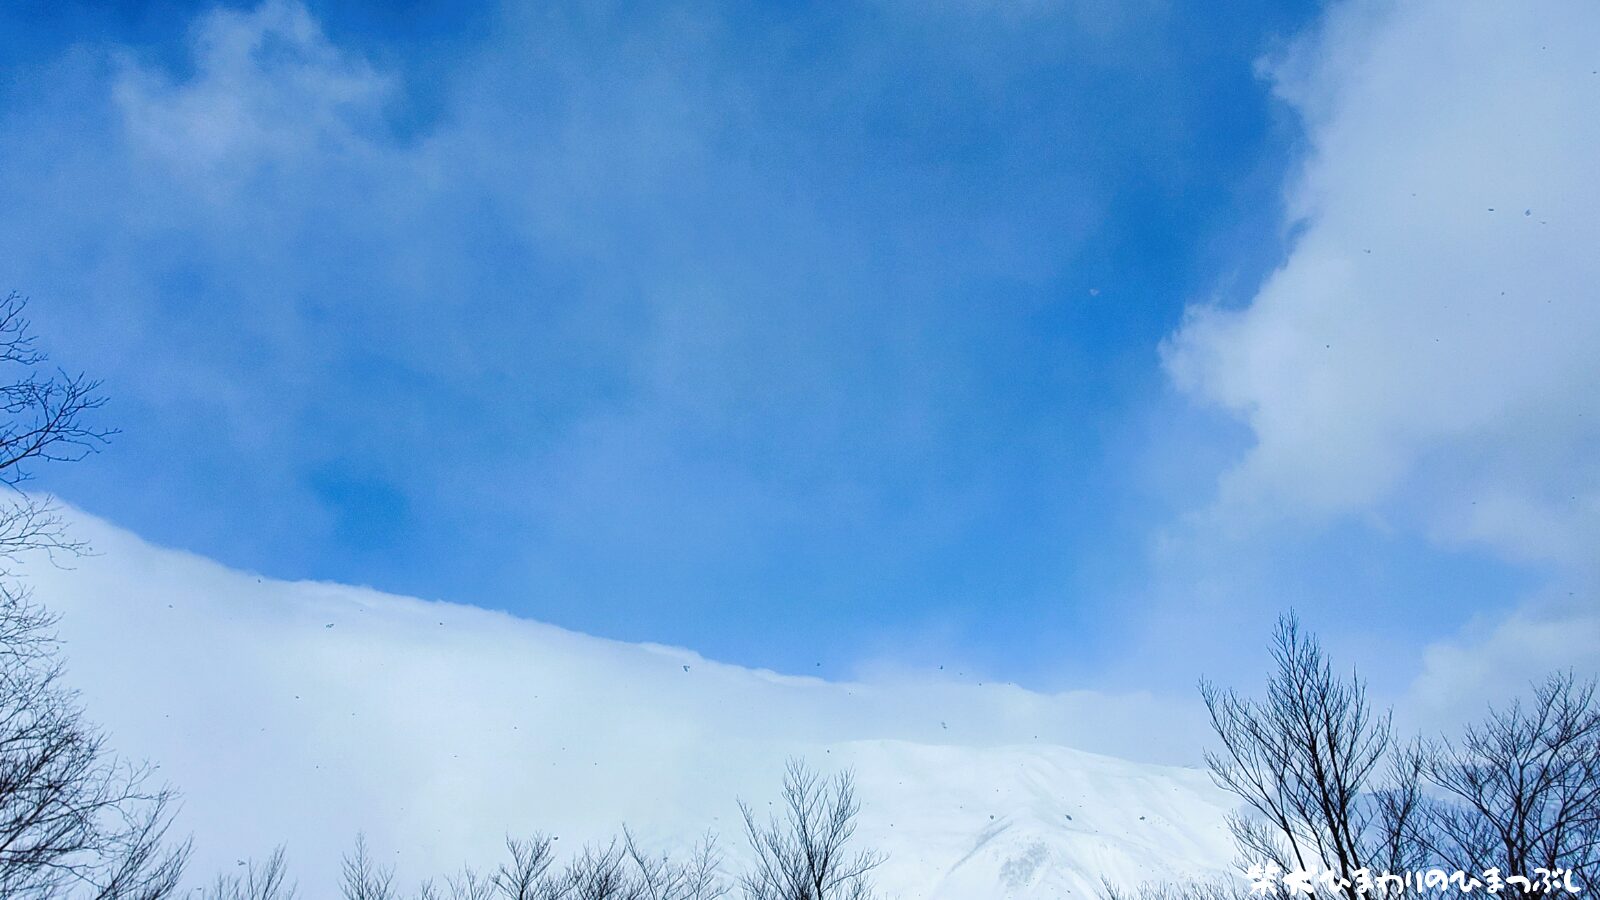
top-left (22, 511), bottom-right (1239, 897)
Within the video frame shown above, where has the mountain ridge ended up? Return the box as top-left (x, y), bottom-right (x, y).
top-left (22, 508), bottom-right (1238, 897)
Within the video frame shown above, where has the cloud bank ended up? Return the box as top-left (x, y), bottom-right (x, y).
top-left (1164, 0), bottom-right (1600, 717)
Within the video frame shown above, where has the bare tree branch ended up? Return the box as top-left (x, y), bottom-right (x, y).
top-left (0, 587), bottom-right (188, 899)
top-left (341, 835), bottom-right (396, 900)
top-left (1418, 672), bottom-right (1600, 895)
top-left (0, 293), bottom-right (113, 571)
top-left (739, 760), bottom-right (882, 900)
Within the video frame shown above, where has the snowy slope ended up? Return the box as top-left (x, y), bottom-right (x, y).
top-left (837, 741), bottom-right (1235, 898)
top-left (21, 511), bottom-right (1238, 897)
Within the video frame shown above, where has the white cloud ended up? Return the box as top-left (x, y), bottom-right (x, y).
top-left (1164, 0), bottom-right (1600, 709)
top-left (1407, 585), bottom-right (1600, 728)
top-left (23, 509), bottom-right (1232, 896)
top-left (1168, 0), bottom-right (1600, 566)
top-left (113, 0), bottom-right (392, 188)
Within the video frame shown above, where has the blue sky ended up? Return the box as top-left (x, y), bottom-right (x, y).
top-left (2, 0), bottom-right (1593, 696)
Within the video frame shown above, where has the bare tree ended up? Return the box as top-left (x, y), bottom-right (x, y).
top-left (433, 867), bottom-right (496, 900)
top-left (1193, 614), bottom-right (1600, 900)
top-left (206, 756), bottom-right (870, 900)
top-left (562, 839), bottom-right (639, 900)
top-left (1417, 673), bottom-right (1600, 894)
top-left (624, 829), bottom-right (725, 900)
top-left (407, 835), bottom-right (563, 900)
top-left (203, 847), bottom-right (296, 900)
top-left (341, 835), bottom-right (396, 900)
top-left (1200, 614), bottom-right (1420, 900)
top-left (0, 291), bottom-right (183, 900)
top-left (415, 871), bottom-right (485, 900)
top-left (478, 830), bottom-right (723, 900)
top-left (0, 292), bottom-right (112, 569)
top-left (1099, 876), bottom-right (1251, 900)
top-left (739, 760), bottom-right (882, 900)
top-left (0, 587), bottom-right (188, 899)
top-left (482, 835), bottom-right (558, 900)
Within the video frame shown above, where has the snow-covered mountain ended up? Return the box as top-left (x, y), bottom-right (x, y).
top-left (23, 511), bottom-right (1238, 897)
